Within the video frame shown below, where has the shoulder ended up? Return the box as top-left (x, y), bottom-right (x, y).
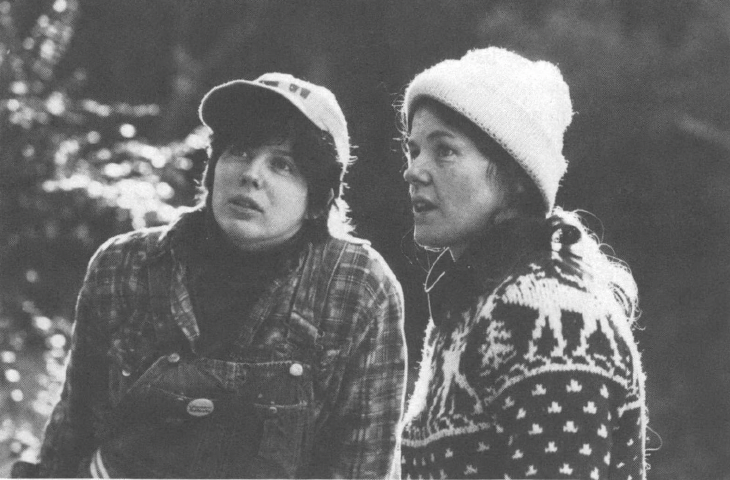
top-left (474, 251), bottom-right (642, 401)
top-left (321, 236), bottom-right (402, 297)
top-left (314, 237), bottom-right (404, 342)
top-left (490, 251), bottom-right (615, 320)
top-left (88, 226), bottom-right (167, 268)
top-left (82, 226), bottom-right (169, 294)
top-left (89, 206), bottom-right (202, 266)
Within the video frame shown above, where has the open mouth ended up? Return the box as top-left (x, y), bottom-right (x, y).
top-left (230, 196), bottom-right (262, 212)
top-left (412, 198), bottom-right (437, 214)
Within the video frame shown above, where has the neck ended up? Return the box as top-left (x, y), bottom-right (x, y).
top-left (448, 245), bottom-right (466, 262)
top-left (202, 207), bottom-right (306, 267)
top-left (453, 216), bottom-right (550, 279)
top-left (448, 210), bottom-right (524, 262)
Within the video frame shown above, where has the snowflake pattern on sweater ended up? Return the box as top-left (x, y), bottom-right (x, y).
top-left (401, 249), bottom-right (646, 480)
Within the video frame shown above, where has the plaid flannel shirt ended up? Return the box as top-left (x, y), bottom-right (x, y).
top-left (35, 211), bottom-right (407, 478)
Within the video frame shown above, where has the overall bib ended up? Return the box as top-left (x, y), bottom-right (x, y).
top-left (91, 240), bottom-right (345, 478)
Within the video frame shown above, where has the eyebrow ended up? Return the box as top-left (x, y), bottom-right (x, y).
top-left (227, 145), bottom-right (294, 156)
top-left (427, 130), bottom-right (456, 141)
top-left (407, 129), bottom-right (457, 148)
top-left (269, 147), bottom-right (294, 156)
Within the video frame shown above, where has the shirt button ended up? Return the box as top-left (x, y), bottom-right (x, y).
top-left (121, 369), bottom-right (131, 377)
top-left (167, 352), bottom-right (181, 364)
top-left (268, 405), bottom-right (278, 416)
top-left (289, 363), bottom-right (303, 377)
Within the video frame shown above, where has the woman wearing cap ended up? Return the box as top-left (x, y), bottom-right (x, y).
top-left (23, 73), bottom-right (406, 478)
top-left (397, 48), bottom-right (646, 479)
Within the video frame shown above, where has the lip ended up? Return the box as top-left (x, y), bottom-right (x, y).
top-left (411, 195), bottom-right (437, 214)
top-left (229, 195), bottom-right (263, 213)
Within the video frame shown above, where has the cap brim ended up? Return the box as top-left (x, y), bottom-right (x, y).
top-left (198, 80), bottom-right (304, 133)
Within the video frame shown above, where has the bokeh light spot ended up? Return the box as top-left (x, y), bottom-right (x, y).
top-left (53, 0), bottom-right (68, 12)
top-left (2, 351), bottom-right (17, 363)
top-left (120, 123), bottom-right (136, 138)
top-left (33, 316), bottom-right (53, 332)
top-left (25, 270), bottom-right (39, 283)
top-left (5, 369), bottom-right (21, 383)
top-left (49, 334), bottom-right (67, 350)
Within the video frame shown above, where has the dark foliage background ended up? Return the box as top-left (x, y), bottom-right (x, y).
top-left (1, 1), bottom-right (729, 478)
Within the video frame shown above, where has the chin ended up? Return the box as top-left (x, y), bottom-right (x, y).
top-left (413, 229), bottom-right (448, 251)
top-left (219, 219), bottom-right (257, 242)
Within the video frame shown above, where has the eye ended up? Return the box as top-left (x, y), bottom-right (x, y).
top-left (405, 143), bottom-right (420, 162)
top-left (271, 156), bottom-right (296, 174)
top-left (220, 146), bottom-right (250, 166)
top-left (225, 144), bottom-right (248, 157)
top-left (435, 143), bottom-right (456, 158)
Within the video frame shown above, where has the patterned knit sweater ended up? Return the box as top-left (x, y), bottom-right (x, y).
top-left (400, 222), bottom-right (646, 480)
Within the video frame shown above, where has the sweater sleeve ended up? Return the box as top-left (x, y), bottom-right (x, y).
top-left (490, 371), bottom-right (628, 480)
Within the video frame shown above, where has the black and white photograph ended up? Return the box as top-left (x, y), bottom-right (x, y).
top-left (0, 1), bottom-right (728, 478)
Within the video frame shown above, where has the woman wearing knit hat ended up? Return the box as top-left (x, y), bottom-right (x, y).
top-left (398, 48), bottom-right (646, 479)
top-left (20, 73), bottom-right (406, 479)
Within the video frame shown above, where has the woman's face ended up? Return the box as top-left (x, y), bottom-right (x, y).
top-left (212, 133), bottom-right (309, 251)
top-left (404, 105), bottom-right (511, 259)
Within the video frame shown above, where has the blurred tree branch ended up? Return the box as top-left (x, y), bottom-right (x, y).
top-left (0, 0), bottom-right (80, 248)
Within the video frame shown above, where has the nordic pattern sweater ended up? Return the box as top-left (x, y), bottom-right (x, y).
top-left (400, 223), bottom-right (646, 480)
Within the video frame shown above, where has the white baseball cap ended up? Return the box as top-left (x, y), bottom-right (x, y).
top-left (199, 72), bottom-right (350, 166)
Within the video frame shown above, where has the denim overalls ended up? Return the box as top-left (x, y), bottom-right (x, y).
top-left (92, 238), bottom-right (347, 478)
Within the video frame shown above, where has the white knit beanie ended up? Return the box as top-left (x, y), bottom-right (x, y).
top-left (403, 47), bottom-right (573, 213)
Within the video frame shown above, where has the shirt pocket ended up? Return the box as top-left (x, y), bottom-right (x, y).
top-left (285, 311), bottom-right (349, 398)
top-left (106, 322), bottom-right (158, 406)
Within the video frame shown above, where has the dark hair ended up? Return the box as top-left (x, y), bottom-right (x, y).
top-left (200, 94), bottom-right (347, 240)
top-left (403, 97), bottom-right (545, 219)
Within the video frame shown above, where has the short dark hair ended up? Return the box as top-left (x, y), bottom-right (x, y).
top-left (200, 94), bottom-right (345, 240)
top-left (404, 97), bottom-right (545, 218)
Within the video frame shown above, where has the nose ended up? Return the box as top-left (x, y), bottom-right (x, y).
top-left (403, 159), bottom-right (431, 186)
top-left (239, 155), bottom-right (263, 189)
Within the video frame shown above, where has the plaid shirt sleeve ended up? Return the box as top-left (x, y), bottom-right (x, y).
top-left (308, 243), bottom-right (407, 479)
top-left (36, 233), bottom-right (143, 477)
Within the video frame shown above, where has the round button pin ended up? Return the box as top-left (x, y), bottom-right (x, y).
top-left (187, 398), bottom-right (214, 417)
top-left (289, 363), bottom-right (303, 377)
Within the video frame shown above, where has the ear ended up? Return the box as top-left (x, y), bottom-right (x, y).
top-left (492, 179), bottom-right (522, 225)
